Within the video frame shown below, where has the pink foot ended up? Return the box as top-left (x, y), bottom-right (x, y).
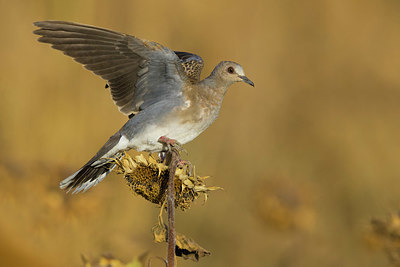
top-left (158, 136), bottom-right (186, 161)
top-left (158, 136), bottom-right (178, 146)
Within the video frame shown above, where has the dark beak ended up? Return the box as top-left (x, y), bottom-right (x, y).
top-left (239, 75), bottom-right (255, 87)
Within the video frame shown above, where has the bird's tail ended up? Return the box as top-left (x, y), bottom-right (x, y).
top-left (60, 132), bottom-right (124, 194)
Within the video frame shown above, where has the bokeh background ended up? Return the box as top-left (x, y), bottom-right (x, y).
top-left (1, 0), bottom-right (400, 266)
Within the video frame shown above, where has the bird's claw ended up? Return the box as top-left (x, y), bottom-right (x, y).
top-left (158, 136), bottom-right (186, 153)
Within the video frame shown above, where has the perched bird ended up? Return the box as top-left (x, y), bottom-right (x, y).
top-left (33, 21), bottom-right (254, 193)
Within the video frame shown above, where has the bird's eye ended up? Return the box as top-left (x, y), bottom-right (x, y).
top-left (227, 67), bottom-right (235, 74)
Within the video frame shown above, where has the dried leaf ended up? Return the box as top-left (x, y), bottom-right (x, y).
top-left (152, 222), bottom-right (167, 243)
top-left (193, 185), bottom-right (223, 192)
top-left (175, 232), bottom-right (211, 261)
top-left (135, 154), bottom-right (147, 165)
top-left (183, 179), bottom-right (194, 187)
top-left (151, 222), bottom-right (211, 261)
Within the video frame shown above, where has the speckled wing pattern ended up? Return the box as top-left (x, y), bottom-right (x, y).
top-left (174, 51), bottom-right (204, 83)
top-left (33, 21), bottom-right (188, 116)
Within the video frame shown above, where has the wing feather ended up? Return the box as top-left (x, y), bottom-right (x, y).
top-left (34, 21), bottom-right (196, 115)
top-left (174, 51), bottom-right (204, 82)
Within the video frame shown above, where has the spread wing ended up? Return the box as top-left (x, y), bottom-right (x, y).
top-left (174, 51), bottom-right (204, 83)
top-left (33, 21), bottom-right (189, 116)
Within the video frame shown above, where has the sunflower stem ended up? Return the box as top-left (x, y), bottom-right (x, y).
top-left (165, 146), bottom-right (179, 267)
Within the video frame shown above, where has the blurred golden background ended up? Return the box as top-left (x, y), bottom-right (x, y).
top-left (1, 0), bottom-right (400, 266)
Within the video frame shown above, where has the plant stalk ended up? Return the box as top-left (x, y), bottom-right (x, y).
top-left (166, 147), bottom-right (179, 267)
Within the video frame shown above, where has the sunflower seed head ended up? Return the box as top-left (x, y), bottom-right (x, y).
top-left (115, 153), bottom-right (221, 211)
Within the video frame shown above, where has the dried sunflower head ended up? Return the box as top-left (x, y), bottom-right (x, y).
top-left (81, 253), bottom-right (145, 267)
top-left (365, 211), bottom-right (400, 265)
top-left (253, 179), bottom-right (315, 231)
top-left (114, 153), bottom-right (221, 211)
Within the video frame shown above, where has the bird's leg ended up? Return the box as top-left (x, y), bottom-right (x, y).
top-left (158, 136), bottom-right (177, 162)
top-left (158, 151), bottom-right (166, 162)
top-left (158, 136), bottom-right (193, 176)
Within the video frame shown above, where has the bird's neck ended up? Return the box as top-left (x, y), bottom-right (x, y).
top-left (200, 73), bottom-right (231, 98)
top-left (196, 77), bottom-right (227, 109)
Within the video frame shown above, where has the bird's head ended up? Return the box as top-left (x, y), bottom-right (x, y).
top-left (212, 61), bottom-right (254, 87)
